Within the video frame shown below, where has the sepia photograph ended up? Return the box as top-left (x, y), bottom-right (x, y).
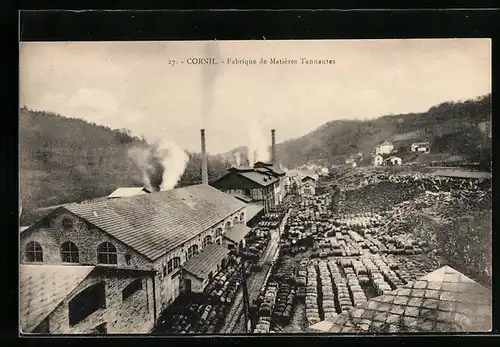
top-left (19, 39), bottom-right (491, 335)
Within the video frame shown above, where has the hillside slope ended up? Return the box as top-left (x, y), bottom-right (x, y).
top-left (275, 94), bottom-right (491, 168)
top-left (20, 107), bottom-right (232, 225)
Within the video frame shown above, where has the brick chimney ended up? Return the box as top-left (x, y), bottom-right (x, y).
top-left (271, 129), bottom-right (276, 165)
top-left (201, 129), bottom-right (208, 184)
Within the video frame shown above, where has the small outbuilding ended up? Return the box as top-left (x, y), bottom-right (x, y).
top-left (223, 224), bottom-right (252, 250)
top-left (182, 244), bottom-right (230, 293)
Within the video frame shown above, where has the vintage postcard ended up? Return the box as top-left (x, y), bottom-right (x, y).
top-left (19, 39), bottom-right (491, 335)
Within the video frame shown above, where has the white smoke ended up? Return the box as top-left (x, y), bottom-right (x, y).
top-left (246, 118), bottom-right (270, 166)
top-left (157, 139), bottom-right (189, 190)
top-left (234, 151), bottom-right (242, 166)
top-left (128, 139), bottom-right (189, 192)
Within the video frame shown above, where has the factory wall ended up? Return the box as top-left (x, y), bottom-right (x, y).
top-left (39, 270), bottom-right (155, 334)
top-left (20, 209), bottom-right (152, 269)
top-left (151, 207), bottom-right (246, 316)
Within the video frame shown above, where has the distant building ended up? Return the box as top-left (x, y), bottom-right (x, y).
top-left (373, 155), bottom-right (384, 166)
top-left (211, 166), bottom-right (280, 213)
top-left (410, 142), bottom-right (430, 153)
top-left (375, 141), bottom-right (394, 155)
top-left (385, 156), bottom-right (402, 165)
top-left (300, 176), bottom-right (317, 196)
top-left (108, 187), bottom-right (151, 198)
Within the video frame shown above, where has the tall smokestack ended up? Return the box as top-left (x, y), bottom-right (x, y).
top-left (271, 129), bottom-right (276, 165)
top-left (201, 129), bottom-right (209, 185)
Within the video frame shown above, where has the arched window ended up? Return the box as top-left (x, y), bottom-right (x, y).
top-left (61, 241), bottom-right (79, 263)
top-left (167, 257), bottom-right (181, 274)
top-left (215, 228), bottom-right (223, 237)
top-left (69, 282), bottom-right (106, 326)
top-left (240, 212), bottom-right (245, 224)
top-left (187, 245), bottom-right (199, 260)
top-left (97, 242), bottom-right (117, 265)
top-left (26, 241), bottom-right (43, 262)
top-left (225, 221), bottom-right (231, 230)
top-left (234, 216), bottom-right (240, 224)
top-left (203, 235), bottom-right (213, 247)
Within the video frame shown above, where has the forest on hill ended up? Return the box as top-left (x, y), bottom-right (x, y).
top-left (274, 94), bottom-right (492, 168)
top-left (19, 107), bottom-right (232, 225)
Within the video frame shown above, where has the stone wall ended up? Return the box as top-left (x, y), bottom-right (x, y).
top-left (46, 270), bottom-right (155, 334)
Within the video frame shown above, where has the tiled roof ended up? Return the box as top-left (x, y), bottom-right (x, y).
top-left (63, 184), bottom-right (246, 260)
top-left (20, 265), bottom-right (95, 333)
top-left (323, 266), bottom-right (491, 333)
top-left (223, 224), bottom-right (251, 244)
top-left (239, 171), bottom-right (278, 187)
top-left (246, 203), bottom-right (264, 221)
top-left (182, 244), bottom-right (229, 280)
top-left (108, 187), bottom-right (150, 198)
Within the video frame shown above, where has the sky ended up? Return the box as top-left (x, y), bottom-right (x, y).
top-left (19, 39), bottom-right (491, 154)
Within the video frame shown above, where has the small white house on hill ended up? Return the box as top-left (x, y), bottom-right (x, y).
top-left (385, 156), bottom-right (402, 165)
top-left (373, 155), bottom-right (384, 166)
top-left (411, 142), bottom-right (430, 153)
top-left (375, 141), bottom-right (394, 155)
top-left (300, 176), bottom-right (317, 196)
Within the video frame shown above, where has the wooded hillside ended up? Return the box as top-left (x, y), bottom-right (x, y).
top-left (19, 107), bottom-right (231, 225)
top-left (275, 94), bottom-right (492, 168)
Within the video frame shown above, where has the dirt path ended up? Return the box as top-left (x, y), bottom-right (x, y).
top-left (219, 231), bottom-right (280, 333)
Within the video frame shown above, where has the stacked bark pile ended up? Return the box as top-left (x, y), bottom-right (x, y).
top-left (318, 261), bottom-right (337, 320)
top-left (253, 282), bottom-right (279, 333)
top-left (328, 261), bottom-right (353, 313)
top-left (305, 265), bottom-right (321, 325)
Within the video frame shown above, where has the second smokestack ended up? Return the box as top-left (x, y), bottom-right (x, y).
top-left (271, 129), bottom-right (276, 165)
top-left (201, 129), bottom-right (208, 184)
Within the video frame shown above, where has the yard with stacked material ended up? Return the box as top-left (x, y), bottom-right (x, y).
top-left (251, 167), bottom-right (491, 333)
top-left (154, 229), bottom-right (271, 334)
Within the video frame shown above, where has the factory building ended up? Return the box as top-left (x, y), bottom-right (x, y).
top-left (211, 129), bottom-right (286, 213)
top-left (300, 176), bottom-right (317, 196)
top-left (20, 184), bottom-right (247, 334)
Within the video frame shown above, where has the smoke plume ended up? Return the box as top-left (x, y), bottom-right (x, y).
top-left (201, 42), bottom-right (222, 128)
top-left (233, 151), bottom-right (242, 166)
top-left (128, 139), bottom-right (189, 192)
top-left (246, 118), bottom-right (270, 166)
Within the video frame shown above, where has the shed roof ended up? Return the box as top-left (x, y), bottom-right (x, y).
top-left (239, 171), bottom-right (278, 187)
top-left (230, 193), bottom-right (253, 203)
top-left (20, 265), bottom-right (95, 333)
top-left (182, 244), bottom-right (229, 280)
top-left (246, 203), bottom-right (265, 221)
top-left (322, 266), bottom-right (491, 333)
top-left (223, 224), bottom-right (251, 244)
top-left (62, 184), bottom-right (246, 260)
top-left (108, 187), bottom-right (150, 198)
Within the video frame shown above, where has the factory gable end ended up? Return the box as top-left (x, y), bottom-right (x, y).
top-left (21, 185), bottom-right (246, 265)
top-left (20, 208), bottom-right (150, 269)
